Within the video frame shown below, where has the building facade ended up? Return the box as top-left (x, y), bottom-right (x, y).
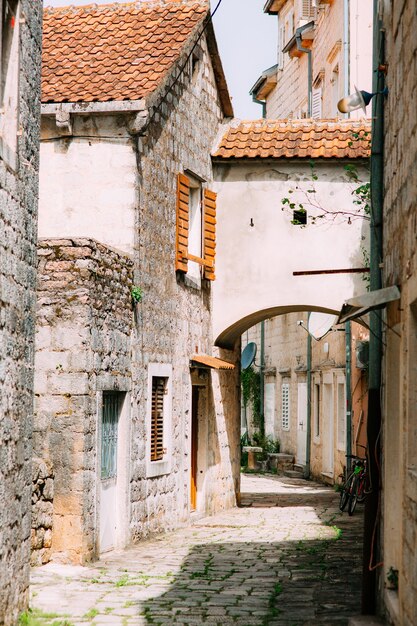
top-left (378, 0), bottom-right (417, 623)
top-left (255, 0), bottom-right (373, 120)
top-left (33, 0), bottom-right (239, 565)
top-left (0, 0), bottom-right (42, 623)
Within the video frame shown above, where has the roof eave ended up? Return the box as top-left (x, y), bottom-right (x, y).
top-left (205, 19), bottom-right (233, 118)
top-left (41, 100), bottom-right (147, 115)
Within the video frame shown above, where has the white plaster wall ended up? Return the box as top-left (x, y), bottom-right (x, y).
top-left (213, 161), bottom-right (369, 346)
top-left (39, 117), bottom-right (137, 256)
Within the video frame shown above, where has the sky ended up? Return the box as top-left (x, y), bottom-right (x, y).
top-left (42, 0), bottom-right (277, 119)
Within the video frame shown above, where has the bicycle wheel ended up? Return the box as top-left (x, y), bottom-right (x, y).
top-left (348, 476), bottom-right (360, 516)
top-left (339, 472), bottom-right (354, 511)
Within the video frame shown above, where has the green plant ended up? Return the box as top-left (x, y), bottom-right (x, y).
top-left (131, 286), bottom-right (143, 304)
top-left (387, 566), bottom-right (399, 590)
top-left (83, 608), bottom-right (99, 620)
top-left (240, 366), bottom-right (262, 430)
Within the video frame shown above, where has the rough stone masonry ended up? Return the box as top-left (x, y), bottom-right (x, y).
top-left (0, 0), bottom-right (42, 624)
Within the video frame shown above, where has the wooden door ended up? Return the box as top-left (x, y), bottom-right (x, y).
top-left (190, 386), bottom-right (199, 511)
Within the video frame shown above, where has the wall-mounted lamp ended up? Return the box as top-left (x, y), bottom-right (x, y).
top-left (337, 85), bottom-right (388, 114)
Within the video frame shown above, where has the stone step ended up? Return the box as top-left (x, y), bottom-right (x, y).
top-left (294, 463), bottom-right (305, 472)
top-left (284, 469), bottom-right (305, 479)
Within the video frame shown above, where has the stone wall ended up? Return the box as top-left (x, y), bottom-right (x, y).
top-left (381, 1), bottom-right (417, 623)
top-left (31, 458), bottom-right (54, 566)
top-left (0, 0), bottom-right (42, 623)
top-left (34, 238), bottom-right (134, 563)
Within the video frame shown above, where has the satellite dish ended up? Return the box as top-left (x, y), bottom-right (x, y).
top-left (241, 342), bottom-right (257, 370)
top-left (307, 313), bottom-right (337, 340)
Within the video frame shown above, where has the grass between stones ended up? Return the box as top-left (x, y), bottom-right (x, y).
top-left (18, 608), bottom-right (74, 626)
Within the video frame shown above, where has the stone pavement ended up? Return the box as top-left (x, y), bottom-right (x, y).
top-left (29, 473), bottom-right (364, 626)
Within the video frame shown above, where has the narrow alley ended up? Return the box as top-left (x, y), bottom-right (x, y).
top-left (30, 474), bottom-right (364, 626)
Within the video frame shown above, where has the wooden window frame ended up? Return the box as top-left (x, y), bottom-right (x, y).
top-left (146, 363), bottom-right (172, 478)
top-left (175, 172), bottom-right (216, 280)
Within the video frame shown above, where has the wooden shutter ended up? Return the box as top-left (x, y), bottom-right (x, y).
top-left (151, 377), bottom-right (165, 462)
top-left (312, 87), bottom-right (322, 119)
top-left (203, 188), bottom-right (216, 281)
top-left (301, 0), bottom-right (314, 20)
top-left (175, 173), bottom-right (190, 272)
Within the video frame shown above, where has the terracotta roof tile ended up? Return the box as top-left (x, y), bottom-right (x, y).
top-left (42, 0), bottom-right (208, 103)
top-left (212, 119), bottom-right (371, 160)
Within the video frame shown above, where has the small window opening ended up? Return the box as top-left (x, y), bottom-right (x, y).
top-left (292, 209), bottom-right (307, 225)
top-left (151, 376), bottom-right (167, 462)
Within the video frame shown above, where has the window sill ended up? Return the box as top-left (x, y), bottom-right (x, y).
top-left (146, 458), bottom-right (171, 478)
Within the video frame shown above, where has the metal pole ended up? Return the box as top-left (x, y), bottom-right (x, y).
top-left (362, 0), bottom-right (384, 613)
top-left (305, 312), bottom-right (312, 478)
top-left (260, 320), bottom-right (265, 436)
top-left (345, 321), bottom-right (352, 472)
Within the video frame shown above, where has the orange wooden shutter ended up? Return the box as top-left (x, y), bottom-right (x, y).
top-left (203, 188), bottom-right (216, 280)
top-left (175, 173), bottom-right (190, 272)
top-left (151, 377), bottom-right (165, 462)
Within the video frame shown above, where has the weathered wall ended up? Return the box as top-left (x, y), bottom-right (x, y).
top-left (34, 238), bottom-right (134, 563)
top-left (381, 1), bottom-right (417, 623)
top-left (0, 1), bottom-right (42, 623)
top-left (39, 116), bottom-right (137, 256)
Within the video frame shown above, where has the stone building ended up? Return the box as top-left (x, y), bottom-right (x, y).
top-left (212, 118), bottom-right (370, 483)
top-left (0, 0), bottom-right (42, 624)
top-left (33, 0), bottom-right (239, 565)
top-left (254, 0), bottom-right (373, 120)
top-left (375, 0), bottom-right (417, 623)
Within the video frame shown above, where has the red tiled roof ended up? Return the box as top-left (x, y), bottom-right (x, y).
top-left (212, 119), bottom-right (371, 160)
top-left (42, 1), bottom-right (209, 103)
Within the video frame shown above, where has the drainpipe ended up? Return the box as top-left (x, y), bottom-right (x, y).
top-left (295, 23), bottom-right (313, 117)
top-left (252, 94), bottom-right (266, 119)
top-left (362, 0), bottom-right (384, 614)
top-left (343, 0), bottom-right (350, 114)
top-left (260, 321), bottom-right (265, 437)
top-left (345, 321), bottom-right (352, 471)
top-left (305, 313), bottom-right (312, 478)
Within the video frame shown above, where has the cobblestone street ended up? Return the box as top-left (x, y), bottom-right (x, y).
top-left (30, 474), bottom-right (364, 626)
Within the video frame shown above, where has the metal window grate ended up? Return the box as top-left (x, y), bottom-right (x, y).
top-left (282, 383), bottom-right (290, 430)
top-left (151, 377), bottom-right (167, 461)
top-left (101, 392), bottom-right (121, 480)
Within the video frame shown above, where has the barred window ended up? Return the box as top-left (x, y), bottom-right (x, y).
top-left (282, 383), bottom-right (290, 431)
top-left (101, 392), bottom-right (123, 480)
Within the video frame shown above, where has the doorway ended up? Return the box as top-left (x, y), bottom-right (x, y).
top-left (190, 386), bottom-right (199, 511)
top-left (99, 391), bottom-right (128, 553)
top-left (297, 382), bottom-right (307, 465)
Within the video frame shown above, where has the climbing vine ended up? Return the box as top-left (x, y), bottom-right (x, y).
top-left (241, 366), bottom-right (262, 430)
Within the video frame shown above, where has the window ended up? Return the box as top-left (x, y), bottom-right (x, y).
top-left (146, 363), bottom-right (172, 477)
top-left (314, 382), bottom-right (320, 438)
top-left (175, 173), bottom-right (216, 282)
top-left (337, 379), bottom-right (346, 450)
top-left (277, 17), bottom-right (285, 69)
top-left (0, 0), bottom-right (20, 169)
top-left (292, 208), bottom-right (307, 225)
top-left (331, 64), bottom-right (340, 117)
top-left (300, 0), bottom-right (314, 21)
top-left (282, 382), bottom-right (290, 430)
top-left (150, 376), bottom-right (166, 462)
top-left (101, 392), bottom-right (124, 480)
top-left (312, 86), bottom-right (322, 119)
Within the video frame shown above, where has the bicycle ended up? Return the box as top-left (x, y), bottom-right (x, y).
top-left (339, 454), bottom-right (368, 515)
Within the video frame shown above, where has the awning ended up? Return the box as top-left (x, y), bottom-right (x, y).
top-left (190, 354), bottom-right (235, 370)
top-left (337, 285), bottom-right (400, 325)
